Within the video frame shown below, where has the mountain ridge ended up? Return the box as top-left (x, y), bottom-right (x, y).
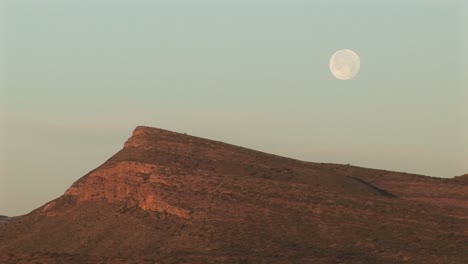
top-left (0, 125), bottom-right (466, 264)
top-left (57, 126), bottom-right (395, 218)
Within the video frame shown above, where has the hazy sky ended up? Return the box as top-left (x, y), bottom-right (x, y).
top-left (1, 0), bottom-right (467, 216)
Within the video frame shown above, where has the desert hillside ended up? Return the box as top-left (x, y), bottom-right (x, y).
top-left (0, 126), bottom-right (466, 264)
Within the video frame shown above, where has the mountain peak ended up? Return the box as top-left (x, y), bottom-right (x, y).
top-left (132, 125), bottom-right (166, 135)
top-left (47, 125), bottom-right (396, 219)
top-left (124, 125), bottom-right (165, 147)
top-left (124, 126), bottom-right (189, 149)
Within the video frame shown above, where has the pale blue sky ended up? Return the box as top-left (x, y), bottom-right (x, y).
top-left (1, 0), bottom-right (467, 216)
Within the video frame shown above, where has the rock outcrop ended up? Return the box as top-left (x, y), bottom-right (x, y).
top-left (64, 161), bottom-right (190, 218)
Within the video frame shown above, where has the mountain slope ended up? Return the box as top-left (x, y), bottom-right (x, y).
top-left (325, 164), bottom-right (468, 208)
top-left (0, 126), bottom-right (466, 264)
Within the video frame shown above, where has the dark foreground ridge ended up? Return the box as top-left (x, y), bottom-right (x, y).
top-left (0, 126), bottom-right (467, 264)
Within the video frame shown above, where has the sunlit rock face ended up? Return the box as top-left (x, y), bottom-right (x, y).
top-left (64, 161), bottom-right (190, 218)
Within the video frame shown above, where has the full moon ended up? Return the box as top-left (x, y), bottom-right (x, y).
top-left (329, 49), bottom-right (360, 80)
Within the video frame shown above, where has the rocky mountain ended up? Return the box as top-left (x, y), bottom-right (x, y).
top-left (0, 126), bottom-right (466, 264)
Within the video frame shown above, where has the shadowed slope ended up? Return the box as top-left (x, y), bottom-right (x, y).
top-left (346, 176), bottom-right (397, 198)
top-left (325, 164), bottom-right (468, 208)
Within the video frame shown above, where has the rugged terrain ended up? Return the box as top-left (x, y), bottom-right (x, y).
top-left (0, 126), bottom-right (467, 263)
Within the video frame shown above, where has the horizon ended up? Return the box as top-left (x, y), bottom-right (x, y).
top-left (1, 0), bottom-right (467, 216)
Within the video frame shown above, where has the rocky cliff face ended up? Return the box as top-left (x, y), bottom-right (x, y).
top-left (63, 161), bottom-right (190, 218)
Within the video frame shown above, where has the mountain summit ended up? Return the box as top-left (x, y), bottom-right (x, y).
top-left (62, 125), bottom-right (392, 218)
top-left (0, 126), bottom-right (467, 264)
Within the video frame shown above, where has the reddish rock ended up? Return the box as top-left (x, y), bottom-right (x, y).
top-left (0, 126), bottom-right (466, 264)
top-left (64, 161), bottom-right (190, 218)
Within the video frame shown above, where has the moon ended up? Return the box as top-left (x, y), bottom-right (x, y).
top-left (329, 49), bottom-right (360, 80)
